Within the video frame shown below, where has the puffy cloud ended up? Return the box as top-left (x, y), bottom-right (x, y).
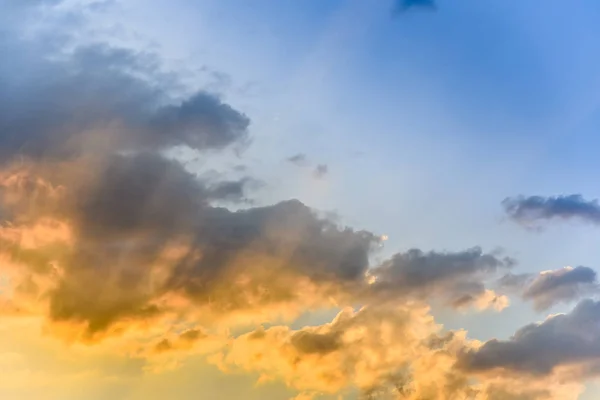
top-left (502, 195), bottom-right (600, 227)
top-left (498, 266), bottom-right (598, 311)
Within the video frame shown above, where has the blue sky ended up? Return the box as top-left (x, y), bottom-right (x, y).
top-left (4, 0), bottom-right (600, 399)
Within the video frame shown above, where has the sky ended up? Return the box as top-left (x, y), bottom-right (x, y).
top-left (3, 0), bottom-right (600, 399)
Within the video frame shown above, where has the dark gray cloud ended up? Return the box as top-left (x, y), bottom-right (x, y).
top-left (502, 195), bottom-right (600, 227)
top-left (459, 299), bottom-right (600, 376)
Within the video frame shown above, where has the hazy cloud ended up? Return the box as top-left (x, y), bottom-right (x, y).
top-left (313, 164), bottom-right (328, 179)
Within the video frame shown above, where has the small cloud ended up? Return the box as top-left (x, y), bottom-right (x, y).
top-left (287, 153), bottom-right (307, 166)
top-left (393, 0), bottom-right (437, 14)
top-left (313, 164), bottom-right (328, 179)
top-left (502, 194), bottom-right (600, 228)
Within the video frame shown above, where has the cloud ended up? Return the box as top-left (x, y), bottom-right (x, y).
top-left (30, 164), bottom-right (382, 336)
top-left (313, 164), bottom-right (328, 179)
top-left (0, 96), bottom-right (509, 337)
top-left (393, 0), bottom-right (437, 13)
top-left (287, 155), bottom-right (329, 180)
top-left (213, 304), bottom-right (473, 397)
top-left (458, 299), bottom-right (600, 377)
top-left (205, 177), bottom-right (262, 203)
top-left (287, 153), bottom-right (307, 166)
top-left (523, 267), bottom-right (597, 311)
top-left (0, 44), bottom-right (249, 162)
top-left (215, 304), bottom-right (578, 399)
top-left (502, 195), bottom-right (600, 227)
top-left (0, 148), bottom-right (508, 339)
top-left (498, 266), bottom-right (598, 311)
top-left (365, 247), bottom-right (513, 310)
